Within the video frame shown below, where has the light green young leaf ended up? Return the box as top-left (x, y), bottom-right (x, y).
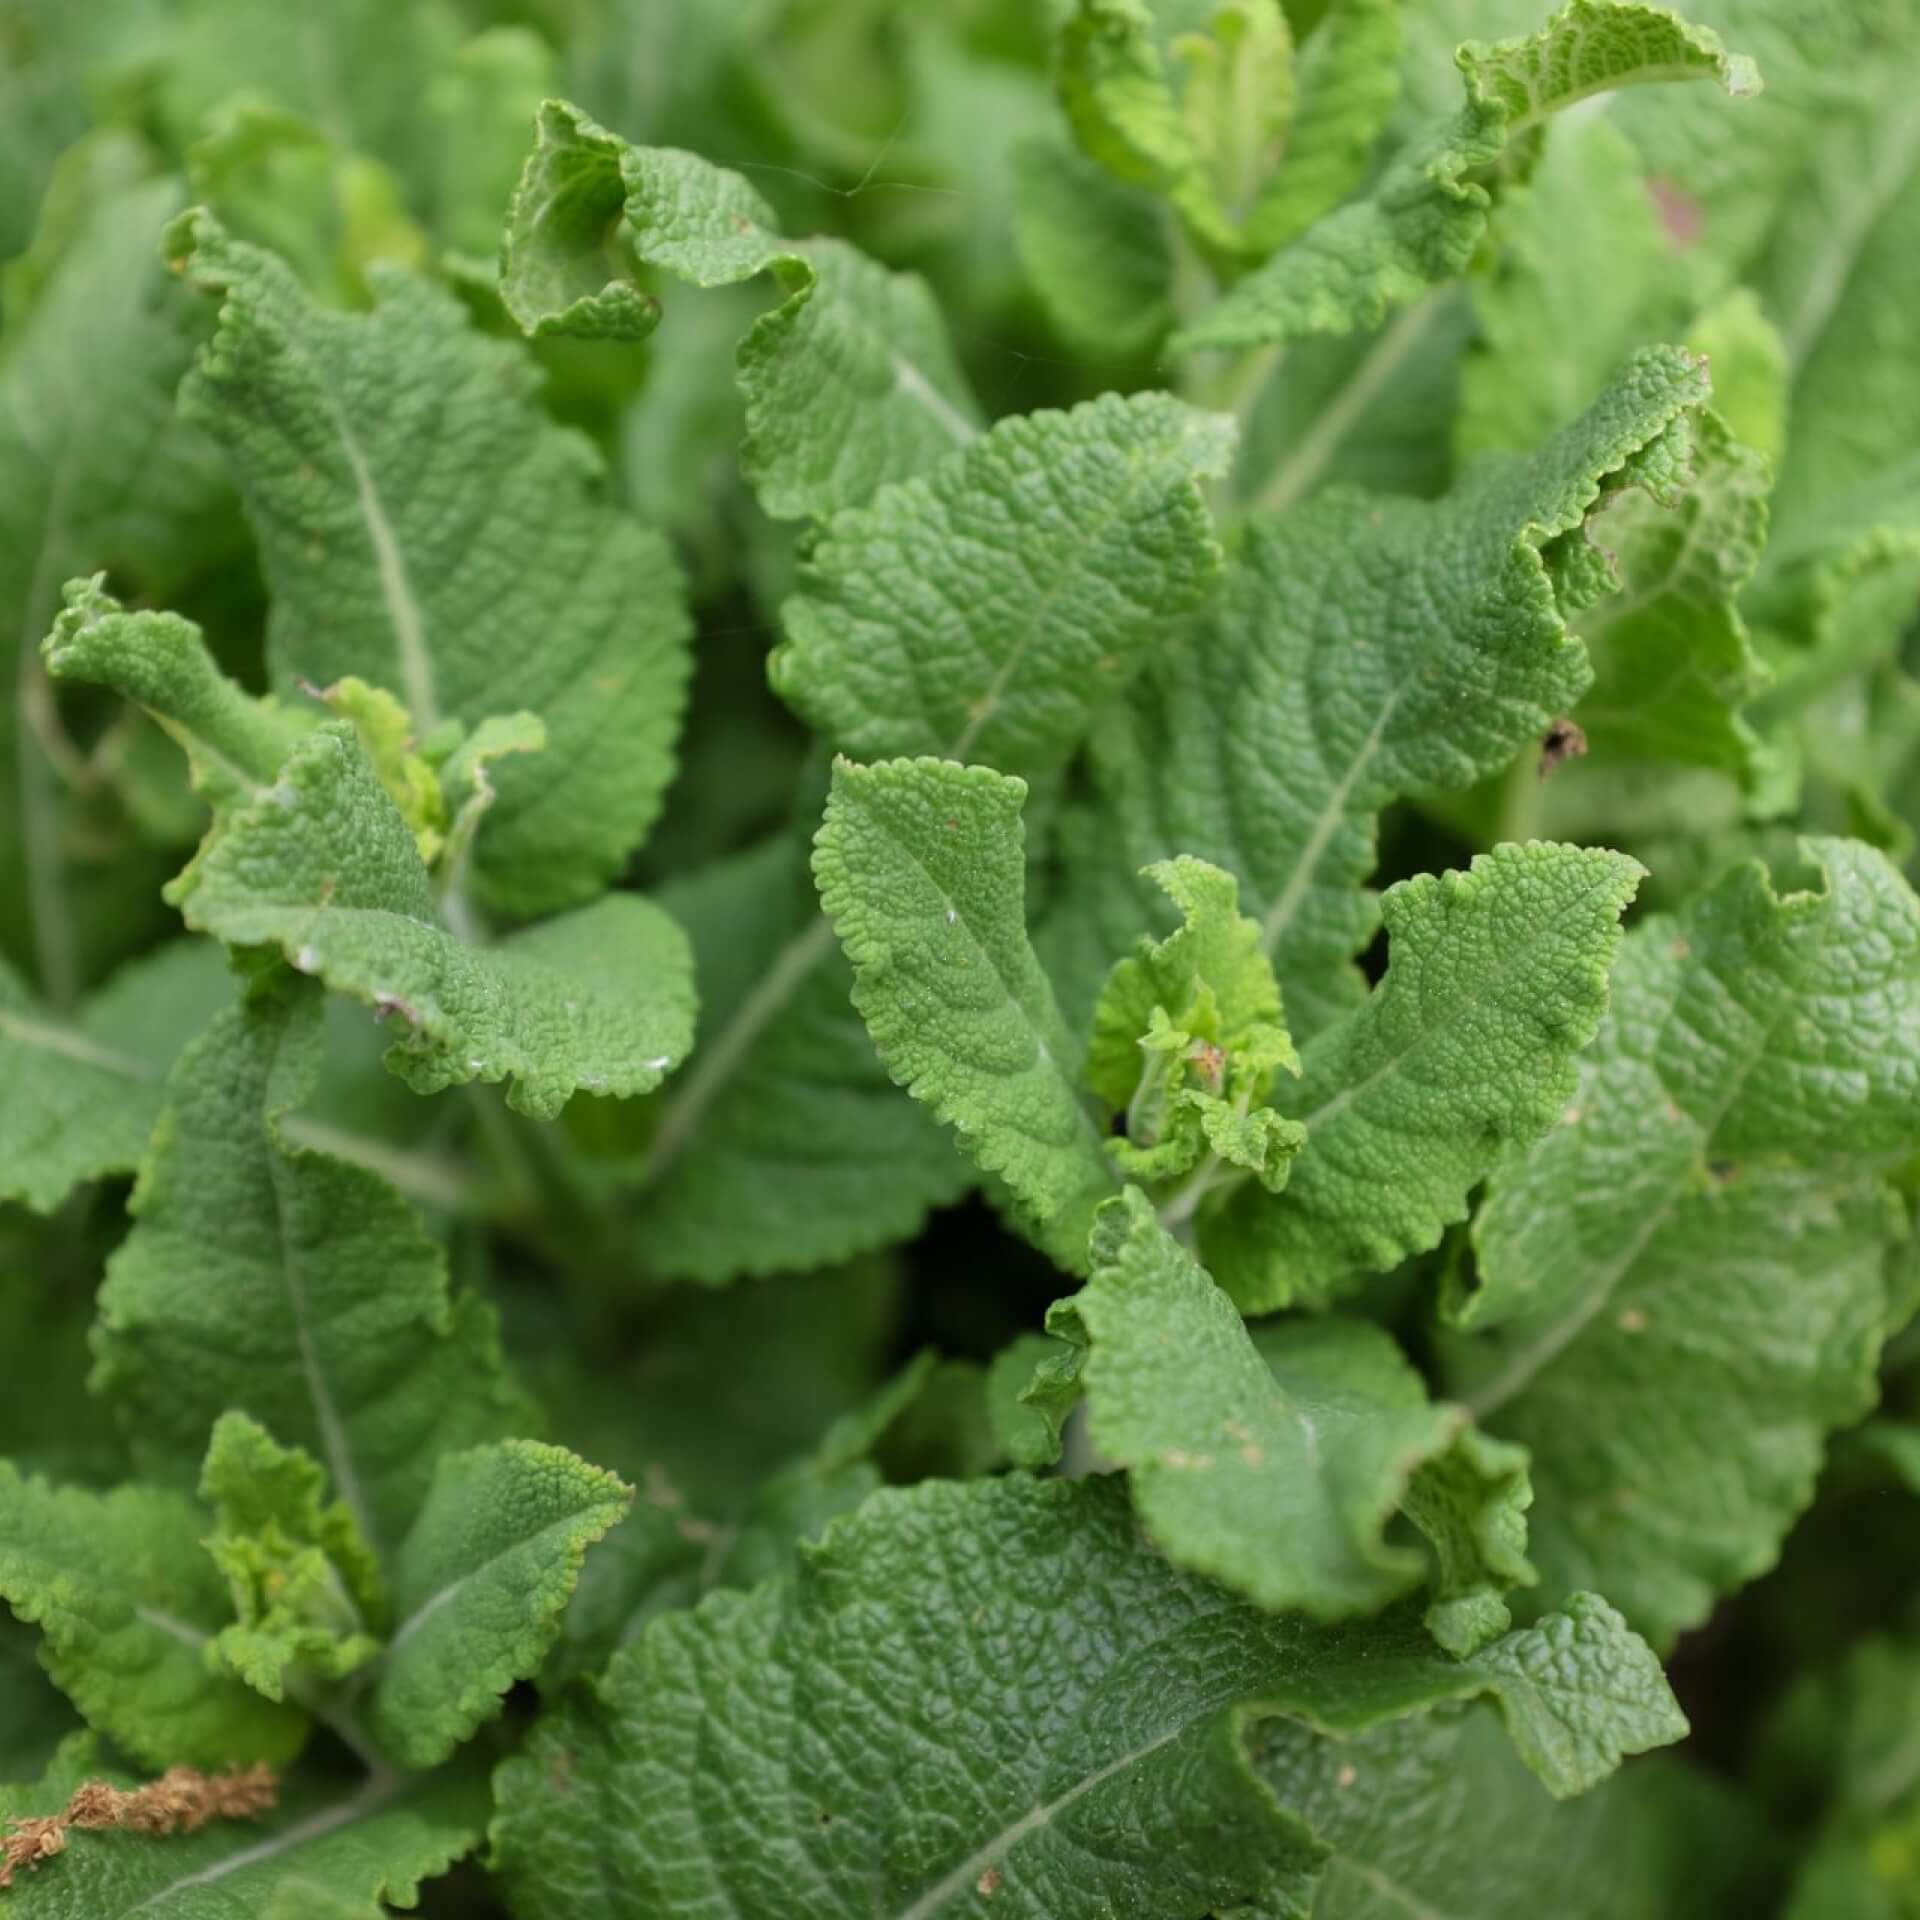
top-left (0, 936), bottom-right (233, 1213)
top-left (165, 208), bottom-right (691, 917)
top-left (1173, 0), bottom-right (1757, 352)
top-left (1398, 1422), bottom-right (1537, 1659)
top-left (199, 1414), bottom-right (384, 1707)
top-left (93, 981), bottom-right (531, 1558)
top-left (1042, 346), bottom-right (1706, 1044)
top-left (1008, 137), bottom-right (1173, 359)
top-left (136, 0), bottom-right (460, 203)
top-left (423, 26), bottom-right (559, 264)
top-left (0, 1734), bottom-right (486, 1916)
top-left (770, 391), bottom-right (1233, 775)
top-left (0, 165), bottom-right (235, 1002)
top-left (1441, 839), bottom-right (1920, 1645)
top-left (638, 828), bottom-right (970, 1284)
top-left (1052, 1188), bottom-right (1533, 1640)
top-left (1088, 858), bottom-right (1303, 1192)
top-left (45, 592), bottom-right (697, 1117)
top-left (1243, 0), bottom-right (1403, 253)
top-left (500, 101), bottom-right (981, 519)
top-left (0, 1468), bottom-right (306, 1772)
top-left (1199, 842), bottom-right (1643, 1313)
top-left (370, 1440), bottom-right (629, 1769)
top-left (814, 758), bottom-right (1119, 1275)
top-left (184, 103), bottom-right (428, 312)
top-left (1055, 0), bottom-right (1303, 260)
top-left (490, 1475), bottom-right (1683, 1920)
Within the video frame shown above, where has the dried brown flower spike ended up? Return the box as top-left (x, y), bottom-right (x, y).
top-left (0, 1764), bottom-right (277, 1889)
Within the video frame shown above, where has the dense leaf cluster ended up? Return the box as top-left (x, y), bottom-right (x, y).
top-left (2, 1), bottom-right (1918, 1916)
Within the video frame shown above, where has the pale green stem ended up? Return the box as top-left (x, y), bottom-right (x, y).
top-left (1245, 294), bottom-right (1440, 521)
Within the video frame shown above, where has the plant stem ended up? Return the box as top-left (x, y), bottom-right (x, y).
top-left (1245, 294), bottom-right (1440, 521)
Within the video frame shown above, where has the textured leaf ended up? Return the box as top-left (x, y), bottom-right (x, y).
top-left (1441, 839), bottom-right (1920, 1643)
top-left (44, 592), bottom-right (698, 1117)
top-left (1566, 408), bottom-right (1774, 790)
top-left (1253, 1706), bottom-right (1771, 1919)
top-left (771, 392), bottom-right (1232, 775)
top-left (1197, 841), bottom-right (1642, 1313)
top-left (1051, 1188), bottom-right (1533, 1640)
top-left (814, 758), bottom-right (1119, 1274)
top-left (0, 1469), bottom-right (305, 1772)
top-left (490, 1475), bottom-right (1683, 1920)
top-left (93, 981), bottom-right (530, 1558)
top-left (1008, 137), bottom-right (1172, 359)
top-left (500, 101), bottom-right (980, 519)
top-left (198, 1414), bottom-right (384, 1707)
top-left (0, 166), bottom-right (234, 1000)
top-left (1173, 0), bottom-right (1757, 352)
top-left (0, 1735), bottom-right (485, 1916)
top-left (1087, 858), bottom-right (1302, 1192)
top-left (369, 1440), bottom-right (629, 1769)
top-left (1043, 346), bottom-right (1706, 1044)
top-left (637, 829), bottom-right (969, 1285)
top-left (0, 938), bottom-right (233, 1212)
top-left (1244, 0), bottom-right (1403, 253)
top-left (166, 208), bottom-right (691, 917)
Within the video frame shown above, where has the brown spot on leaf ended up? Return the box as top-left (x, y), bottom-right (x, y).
top-left (978, 1866), bottom-right (1003, 1896)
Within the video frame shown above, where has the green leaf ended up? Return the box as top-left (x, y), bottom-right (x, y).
top-left (984, 1332), bottom-right (1078, 1472)
top-left (44, 590), bottom-right (699, 1118)
top-left (422, 26), bottom-right (559, 264)
top-left (500, 101), bottom-right (981, 519)
top-left (0, 1468), bottom-right (306, 1772)
top-left (165, 208), bottom-right (692, 918)
top-left (770, 392), bottom-right (1232, 775)
top-left (1173, 0), bottom-right (1757, 352)
top-left (1043, 346), bottom-right (1706, 1045)
top-left (0, 937), bottom-right (233, 1213)
top-left (93, 981), bottom-right (531, 1557)
top-left (1008, 138), bottom-right (1173, 359)
top-left (1198, 841), bottom-right (1642, 1313)
top-left (1746, 68), bottom-right (1920, 672)
top-left (0, 1735), bottom-right (485, 1916)
top-left (814, 758), bottom-right (1120, 1275)
top-left (1456, 117), bottom-right (1692, 462)
top-left (1564, 408), bottom-right (1775, 792)
top-left (0, 164), bottom-right (235, 1003)
top-left (490, 1475), bottom-right (1683, 1920)
top-left (0, 1616), bottom-right (80, 1785)
top-left (1442, 839), bottom-right (1920, 1644)
top-left (1087, 857), bottom-right (1302, 1192)
top-left (638, 828), bottom-right (970, 1284)
top-left (198, 1414), bottom-right (384, 1707)
top-left (1253, 1706), bottom-right (1772, 1918)
top-left (1243, 0), bottom-right (1403, 253)
top-left (369, 1440), bottom-right (629, 1769)
top-left (1052, 1188), bottom-right (1533, 1639)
